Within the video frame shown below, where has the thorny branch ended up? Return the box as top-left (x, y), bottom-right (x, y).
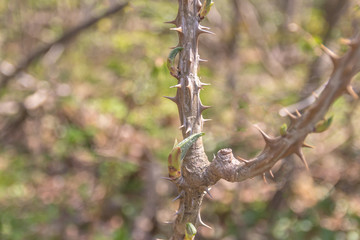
top-left (0, 1), bottom-right (129, 89)
top-left (166, 1), bottom-right (359, 239)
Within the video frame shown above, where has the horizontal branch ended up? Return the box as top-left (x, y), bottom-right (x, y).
top-left (0, 1), bottom-right (129, 89)
top-left (205, 36), bottom-right (360, 185)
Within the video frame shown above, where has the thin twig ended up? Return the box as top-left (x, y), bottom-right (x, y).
top-left (0, 1), bottom-right (129, 89)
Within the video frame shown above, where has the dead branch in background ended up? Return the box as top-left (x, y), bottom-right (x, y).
top-left (0, 1), bottom-right (129, 90)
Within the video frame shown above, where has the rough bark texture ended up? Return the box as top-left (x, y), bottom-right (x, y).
top-left (166, 1), bottom-right (360, 239)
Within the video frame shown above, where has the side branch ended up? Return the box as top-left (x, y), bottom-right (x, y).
top-left (0, 1), bottom-right (129, 89)
top-left (205, 37), bottom-right (360, 185)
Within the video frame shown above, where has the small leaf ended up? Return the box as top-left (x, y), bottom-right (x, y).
top-left (177, 132), bottom-right (205, 160)
top-left (167, 133), bottom-right (204, 179)
top-left (314, 116), bottom-right (333, 133)
top-left (199, 0), bottom-right (214, 19)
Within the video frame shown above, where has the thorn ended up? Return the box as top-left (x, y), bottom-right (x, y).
top-left (262, 173), bottom-right (268, 184)
top-left (340, 38), bottom-right (360, 48)
top-left (163, 96), bottom-right (179, 104)
top-left (202, 118), bottom-right (212, 122)
top-left (340, 38), bottom-right (352, 45)
top-left (253, 125), bottom-right (276, 146)
top-left (179, 124), bottom-right (185, 129)
top-left (295, 149), bottom-right (309, 171)
top-left (186, 126), bottom-right (192, 134)
top-left (197, 212), bottom-right (212, 229)
top-left (312, 91), bottom-right (319, 99)
top-left (199, 25), bottom-right (211, 30)
top-left (196, 0), bottom-right (202, 9)
top-left (200, 82), bottom-right (211, 86)
top-left (321, 44), bottom-right (340, 66)
top-left (170, 84), bottom-right (181, 89)
top-left (200, 103), bottom-right (211, 112)
top-left (161, 177), bottom-right (175, 182)
top-left (302, 142), bottom-right (315, 149)
top-left (164, 20), bottom-right (177, 25)
top-left (269, 170), bottom-right (274, 178)
top-left (283, 108), bottom-right (297, 119)
top-left (197, 27), bottom-right (215, 35)
top-left (173, 210), bottom-right (180, 216)
top-left (170, 27), bottom-right (183, 33)
top-left (169, 45), bottom-right (180, 49)
top-left (204, 188), bottom-right (213, 199)
top-left (199, 58), bottom-right (208, 62)
top-left (236, 156), bottom-right (250, 164)
top-left (295, 109), bottom-right (301, 117)
top-left (213, 153), bottom-right (216, 159)
top-left (164, 220), bottom-right (174, 224)
top-left (346, 85), bottom-right (359, 99)
top-left (172, 191), bottom-right (184, 202)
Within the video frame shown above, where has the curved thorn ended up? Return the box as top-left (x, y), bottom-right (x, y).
top-left (262, 173), bottom-right (268, 184)
top-left (199, 58), bottom-right (208, 62)
top-left (253, 125), bottom-right (276, 145)
top-left (197, 212), bottom-right (212, 229)
top-left (179, 124), bottom-right (185, 129)
top-left (199, 25), bottom-right (211, 30)
top-left (200, 104), bottom-right (211, 112)
top-left (161, 177), bottom-right (175, 182)
top-left (283, 108), bottom-right (297, 119)
top-left (295, 109), bottom-right (301, 117)
top-left (172, 191), bottom-right (184, 202)
top-left (197, 27), bottom-right (215, 35)
top-left (163, 96), bottom-right (179, 104)
top-left (321, 44), bottom-right (340, 66)
top-left (347, 85), bottom-right (359, 99)
top-left (269, 170), bottom-right (274, 178)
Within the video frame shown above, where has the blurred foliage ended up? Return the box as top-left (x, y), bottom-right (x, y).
top-left (0, 0), bottom-right (360, 239)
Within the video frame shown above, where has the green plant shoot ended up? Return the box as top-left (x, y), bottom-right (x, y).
top-left (184, 222), bottom-right (197, 240)
top-left (314, 116), bottom-right (333, 133)
top-left (167, 47), bottom-right (184, 77)
top-left (168, 132), bottom-right (205, 179)
top-left (279, 123), bottom-right (287, 136)
top-left (199, 0), bottom-right (214, 19)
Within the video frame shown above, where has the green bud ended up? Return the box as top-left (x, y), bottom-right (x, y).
top-left (314, 116), bottom-right (333, 133)
top-left (185, 222), bottom-right (197, 240)
top-left (279, 123), bottom-right (288, 136)
top-left (168, 133), bottom-right (205, 179)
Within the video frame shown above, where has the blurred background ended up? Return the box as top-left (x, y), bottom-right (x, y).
top-left (0, 0), bottom-right (360, 239)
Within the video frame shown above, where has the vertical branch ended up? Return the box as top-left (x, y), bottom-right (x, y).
top-left (166, 0), bottom-right (213, 239)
